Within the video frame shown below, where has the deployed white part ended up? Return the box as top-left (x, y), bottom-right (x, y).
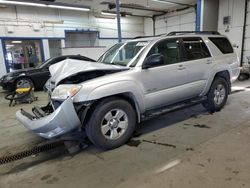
top-left (49, 59), bottom-right (128, 85)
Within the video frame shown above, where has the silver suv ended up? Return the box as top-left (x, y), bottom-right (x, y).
top-left (16, 31), bottom-right (240, 149)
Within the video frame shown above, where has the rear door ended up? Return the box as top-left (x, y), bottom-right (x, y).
top-left (181, 37), bottom-right (212, 97)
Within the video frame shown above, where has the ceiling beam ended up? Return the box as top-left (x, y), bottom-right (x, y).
top-left (101, 2), bottom-right (168, 13)
top-left (101, 10), bottom-right (153, 18)
top-left (151, 0), bottom-right (195, 8)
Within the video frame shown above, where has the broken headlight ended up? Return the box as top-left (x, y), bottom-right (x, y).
top-left (51, 85), bottom-right (82, 100)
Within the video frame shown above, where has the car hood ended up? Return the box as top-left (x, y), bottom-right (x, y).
top-left (5, 68), bottom-right (39, 77)
top-left (49, 59), bottom-right (129, 85)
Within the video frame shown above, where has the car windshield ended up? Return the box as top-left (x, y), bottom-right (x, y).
top-left (98, 41), bottom-right (149, 66)
top-left (36, 58), bottom-right (52, 68)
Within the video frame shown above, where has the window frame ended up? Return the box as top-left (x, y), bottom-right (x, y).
top-left (143, 37), bottom-right (186, 68)
top-left (181, 37), bottom-right (212, 62)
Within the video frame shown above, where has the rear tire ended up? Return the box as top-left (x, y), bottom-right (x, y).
top-left (202, 77), bottom-right (229, 112)
top-left (85, 98), bottom-right (136, 150)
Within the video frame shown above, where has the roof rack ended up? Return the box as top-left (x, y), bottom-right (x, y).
top-left (133, 35), bottom-right (157, 39)
top-left (167, 31), bottom-right (221, 36)
top-left (133, 31), bottom-right (220, 40)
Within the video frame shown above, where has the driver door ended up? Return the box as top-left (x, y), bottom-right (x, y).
top-left (140, 38), bottom-right (190, 110)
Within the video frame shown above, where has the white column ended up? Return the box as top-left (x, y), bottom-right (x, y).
top-left (42, 39), bottom-right (50, 60)
top-left (61, 39), bottom-right (65, 48)
top-left (60, 39), bottom-right (65, 56)
top-left (0, 39), bottom-right (7, 77)
top-left (201, 0), bottom-right (219, 31)
top-left (144, 18), bottom-right (154, 36)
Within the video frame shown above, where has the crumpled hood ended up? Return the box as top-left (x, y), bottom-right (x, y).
top-left (49, 59), bottom-right (129, 85)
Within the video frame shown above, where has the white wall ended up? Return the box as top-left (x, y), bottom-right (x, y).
top-left (154, 8), bottom-right (196, 35)
top-left (218, 0), bottom-right (245, 62)
top-left (49, 39), bottom-right (62, 58)
top-left (0, 6), bottom-right (144, 39)
top-left (144, 18), bottom-right (154, 36)
top-left (243, 1), bottom-right (250, 63)
top-left (65, 32), bottom-right (99, 47)
top-left (62, 47), bottom-right (107, 61)
top-left (0, 5), bottom-right (145, 76)
top-left (42, 39), bottom-right (50, 60)
top-left (201, 0), bottom-right (219, 31)
top-left (0, 39), bottom-right (6, 76)
top-left (99, 39), bottom-right (119, 47)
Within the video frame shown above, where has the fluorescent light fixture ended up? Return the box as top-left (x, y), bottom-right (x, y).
top-left (0, 1), bottom-right (90, 11)
top-left (0, 0), bottom-right (46, 7)
top-left (151, 0), bottom-right (194, 7)
top-left (48, 5), bottom-right (90, 11)
top-left (11, 41), bottom-right (22, 44)
top-left (101, 11), bottom-right (116, 16)
top-left (101, 11), bottom-right (132, 17)
top-left (95, 15), bottom-right (115, 19)
top-left (151, 0), bottom-right (176, 5)
top-left (6, 44), bottom-right (15, 47)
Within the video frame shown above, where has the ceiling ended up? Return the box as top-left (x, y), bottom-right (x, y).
top-left (41, 0), bottom-right (197, 17)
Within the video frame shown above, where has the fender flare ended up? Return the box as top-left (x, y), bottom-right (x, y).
top-left (86, 81), bottom-right (145, 122)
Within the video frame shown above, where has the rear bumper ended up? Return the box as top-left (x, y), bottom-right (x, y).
top-left (231, 67), bottom-right (241, 83)
top-left (16, 98), bottom-right (81, 139)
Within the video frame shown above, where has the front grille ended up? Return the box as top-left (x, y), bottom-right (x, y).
top-left (45, 80), bottom-right (56, 93)
top-left (51, 100), bottom-right (63, 110)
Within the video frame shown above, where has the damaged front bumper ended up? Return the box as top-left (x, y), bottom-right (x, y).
top-left (16, 98), bottom-right (82, 139)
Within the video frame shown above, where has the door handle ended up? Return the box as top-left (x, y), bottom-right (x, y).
top-left (178, 65), bottom-right (186, 70)
top-left (206, 59), bottom-right (213, 64)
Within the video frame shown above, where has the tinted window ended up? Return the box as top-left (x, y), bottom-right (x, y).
top-left (209, 37), bottom-right (234, 54)
top-left (183, 37), bottom-right (211, 61)
top-left (148, 38), bottom-right (181, 65)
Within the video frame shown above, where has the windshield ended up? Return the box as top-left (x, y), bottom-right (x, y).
top-left (37, 58), bottom-right (52, 68)
top-left (98, 41), bottom-right (149, 66)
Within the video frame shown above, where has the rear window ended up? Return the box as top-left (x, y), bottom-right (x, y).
top-left (209, 37), bottom-right (234, 54)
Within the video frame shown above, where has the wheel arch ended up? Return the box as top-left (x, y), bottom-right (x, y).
top-left (203, 70), bottom-right (231, 96)
top-left (214, 70), bottom-right (231, 93)
top-left (214, 70), bottom-right (230, 82)
top-left (81, 92), bottom-right (142, 128)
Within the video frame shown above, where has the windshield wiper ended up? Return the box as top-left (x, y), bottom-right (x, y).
top-left (101, 61), bottom-right (126, 66)
top-left (112, 62), bottom-right (127, 66)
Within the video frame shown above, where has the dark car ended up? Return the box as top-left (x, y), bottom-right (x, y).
top-left (0, 55), bottom-right (96, 91)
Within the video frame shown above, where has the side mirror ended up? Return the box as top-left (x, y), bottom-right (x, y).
top-left (142, 54), bottom-right (165, 69)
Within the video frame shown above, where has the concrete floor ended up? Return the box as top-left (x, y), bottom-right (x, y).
top-left (1, 81), bottom-right (250, 188)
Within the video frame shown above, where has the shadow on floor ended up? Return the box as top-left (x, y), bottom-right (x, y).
top-left (1, 104), bottom-right (211, 174)
top-left (135, 104), bottom-right (209, 137)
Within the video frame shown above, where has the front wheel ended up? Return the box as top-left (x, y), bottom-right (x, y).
top-left (202, 77), bottom-right (229, 112)
top-left (85, 98), bottom-right (136, 150)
